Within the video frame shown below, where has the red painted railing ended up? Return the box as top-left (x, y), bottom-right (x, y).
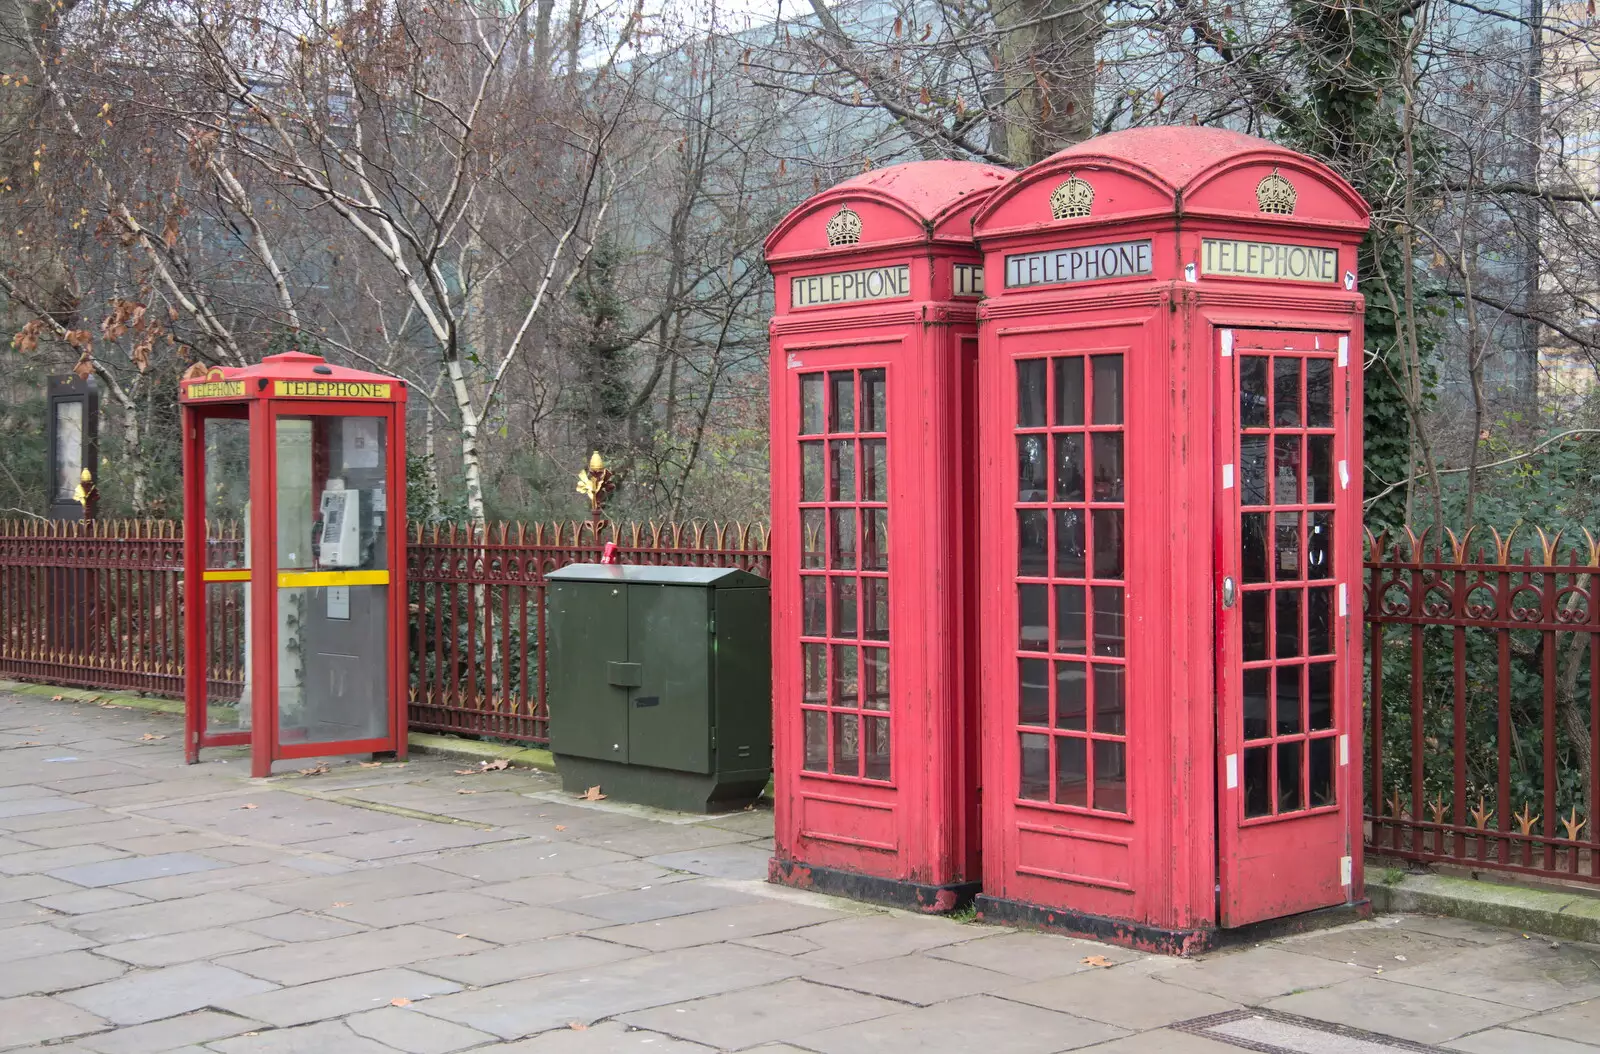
top-left (0, 518), bottom-right (769, 745)
top-left (1365, 527), bottom-right (1600, 884)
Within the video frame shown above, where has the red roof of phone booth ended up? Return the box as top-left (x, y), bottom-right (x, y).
top-left (179, 351), bottom-right (407, 400)
top-left (1040, 127), bottom-right (1299, 191)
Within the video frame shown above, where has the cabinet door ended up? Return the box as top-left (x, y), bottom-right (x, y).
top-left (548, 581), bottom-right (630, 762)
top-left (628, 584), bottom-right (712, 773)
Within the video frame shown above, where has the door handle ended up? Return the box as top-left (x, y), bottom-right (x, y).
top-left (1221, 576), bottom-right (1237, 609)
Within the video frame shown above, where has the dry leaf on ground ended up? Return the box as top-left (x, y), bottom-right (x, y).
top-left (1080, 955), bottom-right (1112, 967)
top-left (390, 997), bottom-right (412, 1007)
top-left (580, 785), bottom-right (606, 801)
top-left (480, 758), bottom-right (510, 771)
top-left (240, 803), bottom-right (258, 810)
top-left (359, 761), bottom-right (383, 768)
top-left (332, 901), bottom-right (351, 908)
top-left (567, 1022), bottom-right (588, 1031)
top-left (554, 824), bottom-right (567, 831)
top-left (297, 764), bottom-right (330, 776)
top-left (456, 789), bottom-right (478, 795)
top-left (139, 733), bottom-right (165, 741)
top-left (453, 769), bottom-right (477, 776)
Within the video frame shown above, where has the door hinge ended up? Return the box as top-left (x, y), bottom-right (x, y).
top-left (710, 727), bottom-right (717, 752)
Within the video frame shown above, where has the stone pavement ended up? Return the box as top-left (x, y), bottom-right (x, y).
top-left (2, 692), bottom-right (1598, 1053)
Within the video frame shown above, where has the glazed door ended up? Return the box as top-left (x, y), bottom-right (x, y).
top-left (1216, 328), bottom-right (1354, 926)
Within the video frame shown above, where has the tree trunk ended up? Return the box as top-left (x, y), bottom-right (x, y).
top-left (444, 357), bottom-right (488, 527)
top-left (991, 0), bottom-right (1102, 165)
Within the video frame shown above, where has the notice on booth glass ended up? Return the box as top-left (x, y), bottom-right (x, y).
top-left (791, 265), bottom-right (911, 307)
top-left (1004, 240), bottom-right (1153, 288)
top-left (1201, 239), bottom-right (1338, 283)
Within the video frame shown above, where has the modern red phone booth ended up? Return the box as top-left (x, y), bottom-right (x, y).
top-left (765, 161), bottom-right (1008, 910)
top-left (180, 352), bottom-right (409, 778)
top-left (971, 128), bottom-right (1371, 950)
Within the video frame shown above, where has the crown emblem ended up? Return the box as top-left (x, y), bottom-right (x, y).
top-left (825, 206), bottom-right (862, 246)
top-left (1049, 175), bottom-right (1094, 220)
top-left (1256, 168), bottom-right (1297, 215)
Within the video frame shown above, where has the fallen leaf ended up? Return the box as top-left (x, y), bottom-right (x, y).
top-left (332, 901), bottom-right (351, 908)
top-left (359, 761), bottom-right (383, 768)
top-left (581, 785), bottom-right (606, 802)
top-left (139, 733), bottom-right (165, 741)
top-left (240, 803), bottom-right (258, 809)
top-left (481, 758), bottom-right (510, 771)
top-left (455, 933), bottom-right (469, 939)
top-left (457, 789), bottom-right (478, 795)
top-left (554, 825), bottom-right (567, 831)
top-left (297, 764), bottom-right (329, 776)
top-left (1394, 954), bottom-right (1407, 961)
top-left (20, 741), bottom-right (38, 746)
top-left (453, 769), bottom-right (477, 776)
top-left (1080, 955), bottom-right (1112, 967)
top-left (567, 1022), bottom-right (588, 1031)
top-left (50, 694), bottom-right (64, 701)
top-left (390, 997), bottom-right (412, 1007)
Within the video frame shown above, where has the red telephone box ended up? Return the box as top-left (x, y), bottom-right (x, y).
top-left (765, 161), bottom-right (1008, 910)
top-left (971, 128), bottom-right (1370, 950)
top-left (180, 351), bottom-right (409, 778)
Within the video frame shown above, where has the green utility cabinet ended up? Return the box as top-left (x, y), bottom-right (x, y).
top-left (546, 564), bottom-right (772, 812)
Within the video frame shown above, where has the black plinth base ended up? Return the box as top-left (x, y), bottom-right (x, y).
top-left (769, 857), bottom-right (980, 914)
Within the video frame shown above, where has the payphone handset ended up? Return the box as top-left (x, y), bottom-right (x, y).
top-left (317, 480), bottom-right (361, 568)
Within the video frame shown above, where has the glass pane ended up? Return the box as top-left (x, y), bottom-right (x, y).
top-left (1243, 668), bottom-right (1269, 740)
top-left (1241, 513), bottom-right (1269, 584)
top-left (803, 643), bottom-right (827, 702)
top-left (1056, 736), bottom-right (1089, 807)
top-left (1092, 509), bottom-right (1124, 579)
top-left (203, 418), bottom-right (251, 557)
top-left (1019, 435), bottom-right (1047, 502)
top-left (803, 710), bottom-right (828, 771)
top-left (801, 441), bottom-right (824, 502)
top-left (1310, 737), bottom-right (1336, 806)
top-left (1240, 437), bottom-right (1268, 506)
top-left (1240, 356), bottom-right (1269, 427)
top-left (833, 712), bottom-right (860, 775)
top-left (1091, 355), bottom-right (1123, 425)
top-left (1090, 433), bottom-right (1123, 502)
top-left (53, 399), bottom-right (84, 503)
top-left (830, 509), bottom-right (856, 570)
top-left (1092, 586), bottom-right (1124, 657)
top-left (1308, 586), bottom-right (1333, 655)
top-left (1243, 591), bottom-right (1268, 662)
top-left (1056, 661), bottom-right (1087, 730)
top-left (1017, 359), bottom-right (1046, 428)
top-left (861, 368), bottom-right (887, 432)
top-left (1094, 740), bottom-right (1128, 813)
top-left (800, 374), bottom-right (824, 435)
top-left (1019, 584), bottom-right (1049, 652)
top-left (830, 440), bottom-right (856, 501)
top-left (1019, 732), bottom-right (1050, 800)
top-left (863, 648), bottom-right (890, 710)
top-left (1053, 433), bottom-right (1084, 502)
top-left (862, 439), bottom-right (887, 502)
top-left (204, 416), bottom-right (252, 733)
top-left (1273, 436), bottom-right (1301, 505)
top-left (831, 644), bottom-right (858, 707)
top-left (831, 577), bottom-right (857, 639)
top-left (1019, 658), bottom-right (1050, 725)
top-left (1244, 746), bottom-right (1271, 817)
top-left (1054, 356), bottom-right (1084, 426)
top-left (1055, 585), bottom-right (1086, 653)
top-left (1055, 509), bottom-right (1086, 578)
top-left (1306, 358), bottom-right (1332, 427)
top-left (1306, 435), bottom-right (1333, 504)
top-left (862, 577), bottom-right (889, 641)
top-left (1276, 589), bottom-right (1302, 658)
top-left (802, 576), bottom-right (825, 636)
top-left (829, 372), bottom-right (855, 433)
top-left (275, 415), bottom-right (390, 745)
top-left (1276, 666), bottom-right (1303, 735)
top-left (1275, 512), bottom-right (1302, 580)
top-left (1309, 661), bottom-right (1335, 730)
top-left (1278, 741), bottom-right (1304, 812)
top-left (1093, 664), bottom-right (1126, 735)
top-left (1274, 358), bottom-right (1302, 427)
top-left (802, 509), bottom-right (826, 570)
top-left (864, 716), bottom-right (891, 781)
top-left (862, 509), bottom-right (888, 572)
top-left (1308, 512), bottom-right (1334, 580)
top-left (1019, 510), bottom-right (1048, 576)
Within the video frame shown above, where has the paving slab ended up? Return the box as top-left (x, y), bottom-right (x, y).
top-left (0, 872), bottom-right (80, 902)
top-left (58, 960), bottom-right (281, 1026)
top-left (1271, 918), bottom-right (1484, 970)
top-left (1445, 1027), bottom-right (1600, 1053)
top-left (1077, 1027), bottom-right (1280, 1052)
top-left (217, 923), bottom-right (494, 985)
top-left (806, 951), bottom-right (1016, 1005)
top-left (0, 844), bottom-right (129, 875)
top-left (550, 878), bottom-right (761, 924)
top-left (107, 862), bottom-right (312, 901)
top-left (8, 819), bottom-right (173, 850)
top-left (620, 977), bottom-right (901, 1050)
top-left (589, 901), bottom-right (849, 951)
top-left (235, 911), bottom-right (369, 943)
top-left (926, 930), bottom-right (1138, 979)
top-left (7, 921), bottom-right (99, 959)
top-left (47, 851), bottom-right (228, 888)
top-left (473, 1021), bottom-right (715, 1052)
top-left (324, 889), bottom-right (515, 926)
top-left (0, 994), bottom-right (111, 1047)
top-left (563, 860), bottom-right (691, 890)
top-left (1265, 975), bottom-right (1529, 1044)
top-left (292, 823), bottom-right (523, 860)
top-left (74, 1010), bottom-right (261, 1054)
top-left (1508, 997), bottom-right (1600, 1044)
top-left (416, 934), bottom-right (646, 987)
top-left (1382, 940), bottom-right (1600, 1010)
top-left (425, 842), bottom-right (632, 882)
top-left (345, 1005), bottom-right (498, 1053)
top-left (414, 942), bottom-right (804, 1037)
top-left (573, 823), bottom-right (755, 857)
top-left (753, 912), bottom-right (977, 968)
top-left (251, 863), bottom-right (478, 909)
top-left (206, 1019), bottom-right (399, 1053)
top-left (30, 889), bottom-right (150, 915)
top-left (472, 874), bottom-right (608, 904)
top-left (0, 795), bottom-right (96, 820)
top-left (997, 961), bottom-right (1242, 1030)
top-left (96, 925), bottom-right (283, 967)
top-left (793, 992), bottom-right (1127, 1054)
top-left (62, 890), bottom-right (290, 943)
top-left (217, 966), bottom-right (463, 1027)
top-left (1155, 944), bottom-right (1370, 1004)
top-left (0, 949), bottom-right (128, 997)
top-left (421, 904), bottom-right (605, 944)
top-left (645, 843), bottom-right (774, 880)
